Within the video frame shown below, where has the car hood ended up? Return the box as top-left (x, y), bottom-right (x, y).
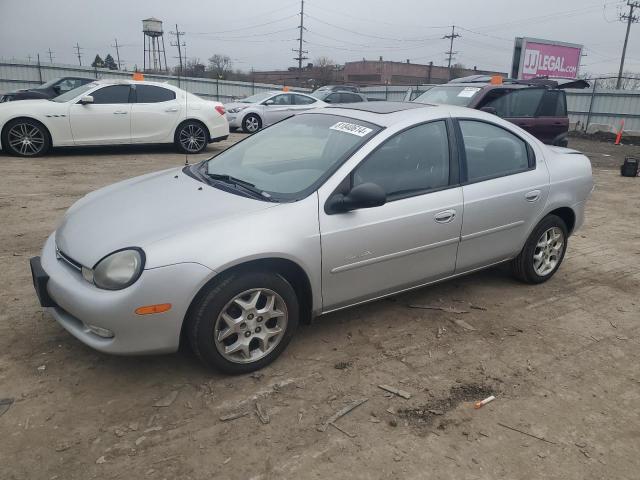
top-left (55, 167), bottom-right (276, 268)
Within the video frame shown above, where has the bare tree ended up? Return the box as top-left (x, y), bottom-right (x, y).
top-left (314, 56), bottom-right (337, 86)
top-left (208, 54), bottom-right (232, 79)
top-left (183, 58), bottom-right (206, 77)
top-left (596, 72), bottom-right (640, 90)
top-left (450, 62), bottom-right (467, 80)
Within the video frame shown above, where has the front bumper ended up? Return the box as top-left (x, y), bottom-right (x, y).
top-left (33, 233), bottom-right (214, 355)
top-left (225, 113), bottom-right (242, 129)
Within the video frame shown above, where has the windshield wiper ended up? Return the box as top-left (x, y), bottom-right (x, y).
top-left (205, 173), bottom-right (274, 201)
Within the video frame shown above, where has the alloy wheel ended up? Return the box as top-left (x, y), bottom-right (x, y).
top-left (179, 124), bottom-right (206, 153)
top-left (244, 116), bottom-right (260, 133)
top-left (213, 288), bottom-right (288, 364)
top-left (533, 227), bottom-right (564, 276)
top-left (7, 123), bottom-right (46, 156)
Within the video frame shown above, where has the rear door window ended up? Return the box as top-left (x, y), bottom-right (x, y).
top-left (293, 94), bottom-right (316, 105)
top-left (459, 120), bottom-right (531, 182)
top-left (135, 85), bottom-right (176, 103)
top-left (340, 93), bottom-right (364, 103)
top-left (537, 90), bottom-right (566, 116)
top-left (484, 88), bottom-right (545, 118)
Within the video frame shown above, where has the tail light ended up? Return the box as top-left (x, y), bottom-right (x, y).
top-left (215, 105), bottom-right (225, 116)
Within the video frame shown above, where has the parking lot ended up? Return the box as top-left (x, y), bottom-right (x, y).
top-left (0, 136), bottom-right (639, 480)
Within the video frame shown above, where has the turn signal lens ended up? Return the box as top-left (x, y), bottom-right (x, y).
top-left (135, 303), bottom-right (172, 315)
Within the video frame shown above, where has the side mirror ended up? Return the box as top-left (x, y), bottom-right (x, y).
top-left (480, 106), bottom-right (497, 116)
top-left (53, 85), bottom-right (61, 94)
top-left (326, 182), bottom-right (386, 214)
top-left (264, 99), bottom-right (275, 106)
top-left (78, 95), bottom-right (94, 105)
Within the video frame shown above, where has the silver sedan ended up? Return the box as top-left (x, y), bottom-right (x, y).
top-left (31, 102), bottom-right (593, 373)
top-left (225, 91), bottom-right (326, 133)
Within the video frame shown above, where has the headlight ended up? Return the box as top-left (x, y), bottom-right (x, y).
top-left (228, 106), bottom-right (247, 114)
top-left (89, 248), bottom-right (145, 290)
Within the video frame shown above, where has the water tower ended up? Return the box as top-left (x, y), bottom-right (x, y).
top-left (142, 17), bottom-right (168, 72)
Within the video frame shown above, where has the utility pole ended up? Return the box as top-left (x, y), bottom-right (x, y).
top-left (111, 38), bottom-right (122, 70)
top-left (170, 24), bottom-right (185, 75)
top-left (292, 0), bottom-right (308, 70)
top-left (443, 25), bottom-right (461, 80)
top-left (617, 1), bottom-right (640, 89)
top-left (47, 48), bottom-right (55, 64)
top-left (74, 42), bottom-right (83, 66)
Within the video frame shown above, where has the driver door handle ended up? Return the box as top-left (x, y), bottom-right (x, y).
top-left (165, 107), bottom-right (179, 112)
top-left (113, 110), bottom-right (128, 115)
top-left (434, 209), bottom-right (456, 223)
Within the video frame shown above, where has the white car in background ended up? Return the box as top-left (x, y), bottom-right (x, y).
top-left (0, 79), bottom-right (229, 156)
top-left (225, 91), bottom-right (326, 133)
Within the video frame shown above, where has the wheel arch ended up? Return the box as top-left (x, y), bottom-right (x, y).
top-left (174, 118), bottom-right (211, 144)
top-left (180, 256), bottom-right (314, 348)
top-left (1, 116), bottom-right (53, 150)
top-left (547, 206), bottom-right (576, 234)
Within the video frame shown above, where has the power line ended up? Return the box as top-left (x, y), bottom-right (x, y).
top-left (293, 0), bottom-right (308, 69)
top-left (190, 14), bottom-right (298, 35)
top-left (617, 1), bottom-right (640, 88)
top-left (74, 42), bottom-right (83, 66)
top-left (443, 26), bottom-right (461, 79)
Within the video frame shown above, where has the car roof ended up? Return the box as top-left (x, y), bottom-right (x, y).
top-left (328, 101), bottom-right (428, 114)
top-left (310, 101), bottom-right (472, 127)
top-left (90, 79), bottom-right (179, 90)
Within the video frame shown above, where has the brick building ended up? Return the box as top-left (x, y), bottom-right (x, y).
top-left (342, 58), bottom-right (506, 86)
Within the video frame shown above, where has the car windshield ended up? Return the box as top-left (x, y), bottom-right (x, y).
top-left (413, 85), bottom-right (482, 107)
top-left (50, 83), bottom-right (97, 102)
top-left (204, 114), bottom-right (380, 201)
top-left (35, 78), bottom-right (62, 89)
top-left (238, 92), bottom-right (273, 104)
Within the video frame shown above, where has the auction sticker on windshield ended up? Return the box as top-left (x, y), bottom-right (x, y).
top-left (330, 121), bottom-right (373, 137)
top-left (457, 87), bottom-right (481, 98)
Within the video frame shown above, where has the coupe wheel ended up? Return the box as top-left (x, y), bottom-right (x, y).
top-left (512, 214), bottom-right (568, 284)
top-left (176, 121), bottom-right (208, 154)
top-left (187, 271), bottom-right (299, 374)
top-left (242, 114), bottom-right (262, 134)
top-left (2, 119), bottom-right (50, 157)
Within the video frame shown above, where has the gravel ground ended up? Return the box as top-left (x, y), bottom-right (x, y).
top-left (0, 136), bottom-right (639, 480)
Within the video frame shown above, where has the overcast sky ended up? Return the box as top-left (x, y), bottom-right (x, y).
top-left (0, 0), bottom-right (637, 76)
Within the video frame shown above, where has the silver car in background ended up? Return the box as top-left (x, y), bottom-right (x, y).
top-left (225, 91), bottom-right (326, 133)
top-left (30, 102), bottom-right (593, 374)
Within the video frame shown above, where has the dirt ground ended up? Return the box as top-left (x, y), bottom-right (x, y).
top-left (1, 136), bottom-right (639, 480)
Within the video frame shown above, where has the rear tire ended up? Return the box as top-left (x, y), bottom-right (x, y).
top-left (242, 113), bottom-right (262, 134)
top-left (187, 270), bottom-right (299, 374)
top-left (175, 120), bottom-right (208, 154)
top-left (2, 118), bottom-right (50, 157)
top-left (512, 214), bottom-right (568, 284)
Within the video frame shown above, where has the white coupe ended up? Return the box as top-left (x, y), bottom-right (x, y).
top-left (0, 79), bottom-right (229, 156)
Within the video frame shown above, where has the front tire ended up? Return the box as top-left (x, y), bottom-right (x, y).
top-left (512, 214), bottom-right (568, 284)
top-left (175, 121), bottom-right (208, 154)
top-left (187, 271), bottom-right (299, 374)
top-left (242, 113), bottom-right (262, 134)
top-left (2, 118), bottom-right (50, 157)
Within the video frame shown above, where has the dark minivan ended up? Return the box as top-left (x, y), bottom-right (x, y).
top-left (413, 76), bottom-right (588, 147)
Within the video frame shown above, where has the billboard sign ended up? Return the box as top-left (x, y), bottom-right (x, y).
top-left (511, 37), bottom-right (583, 80)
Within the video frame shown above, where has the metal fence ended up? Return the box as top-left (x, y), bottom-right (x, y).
top-left (2, 60), bottom-right (639, 134)
top-left (0, 60), bottom-right (309, 102)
